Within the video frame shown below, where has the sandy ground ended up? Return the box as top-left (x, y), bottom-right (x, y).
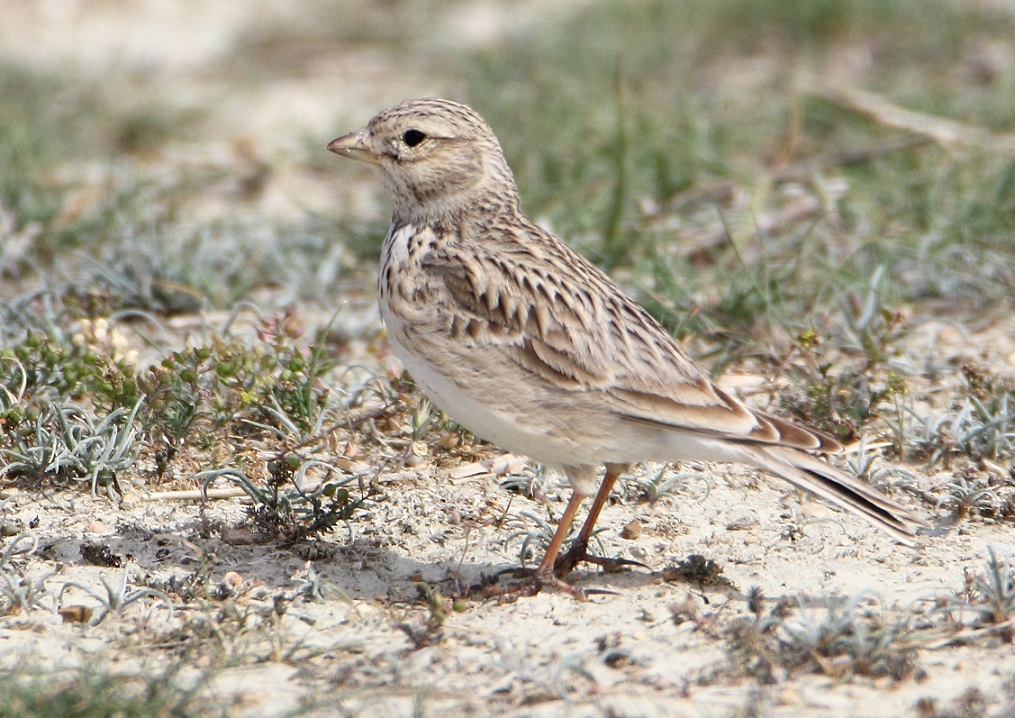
top-left (2, 2), bottom-right (1015, 717)
top-left (2, 408), bottom-right (1014, 716)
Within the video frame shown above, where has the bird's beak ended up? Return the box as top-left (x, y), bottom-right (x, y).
top-left (326, 130), bottom-right (379, 165)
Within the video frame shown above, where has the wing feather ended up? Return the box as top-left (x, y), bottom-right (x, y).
top-left (419, 220), bottom-right (841, 453)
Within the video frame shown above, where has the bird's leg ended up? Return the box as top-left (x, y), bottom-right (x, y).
top-left (531, 491), bottom-right (586, 590)
top-left (553, 464), bottom-right (648, 577)
top-left (479, 491), bottom-right (587, 599)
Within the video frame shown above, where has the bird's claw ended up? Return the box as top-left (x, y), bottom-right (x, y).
top-left (470, 567), bottom-right (587, 602)
top-left (553, 542), bottom-right (649, 577)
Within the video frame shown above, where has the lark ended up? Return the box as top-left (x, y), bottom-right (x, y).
top-left (327, 98), bottom-right (926, 597)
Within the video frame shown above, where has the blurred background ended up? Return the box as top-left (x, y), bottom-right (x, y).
top-left (2, 0), bottom-right (1015, 438)
top-left (3, 0), bottom-right (1013, 319)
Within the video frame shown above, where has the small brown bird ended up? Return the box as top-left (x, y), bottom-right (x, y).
top-left (328, 98), bottom-right (926, 597)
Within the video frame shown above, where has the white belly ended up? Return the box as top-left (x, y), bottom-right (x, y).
top-left (384, 326), bottom-right (571, 461)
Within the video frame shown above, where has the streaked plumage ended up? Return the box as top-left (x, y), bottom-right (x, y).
top-left (328, 98), bottom-right (926, 596)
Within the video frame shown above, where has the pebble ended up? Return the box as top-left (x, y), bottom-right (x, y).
top-left (83, 520), bottom-right (114, 535)
top-left (621, 519), bottom-right (642, 540)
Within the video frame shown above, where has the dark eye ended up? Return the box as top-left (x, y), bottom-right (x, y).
top-left (403, 129), bottom-right (426, 147)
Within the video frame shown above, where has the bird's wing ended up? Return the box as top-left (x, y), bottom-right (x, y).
top-left (420, 222), bottom-right (839, 453)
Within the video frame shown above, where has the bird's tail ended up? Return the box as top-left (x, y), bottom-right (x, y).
top-left (748, 446), bottom-right (928, 545)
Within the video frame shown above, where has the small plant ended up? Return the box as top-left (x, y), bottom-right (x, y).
top-left (499, 465), bottom-right (555, 500)
top-left (0, 399), bottom-right (143, 497)
top-left (777, 269), bottom-right (909, 442)
top-left (398, 582), bottom-right (451, 649)
top-left (198, 455), bottom-right (380, 543)
top-left (954, 549), bottom-right (1015, 642)
top-left (291, 562), bottom-right (351, 604)
top-left (661, 554), bottom-right (734, 592)
top-left (0, 356), bottom-right (27, 411)
top-left (936, 469), bottom-right (1011, 521)
top-left (0, 313), bottom-right (143, 414)
top-left (844, 436), bottom-right (921, 496)
top-left (902, 363), bottom-right (1015, 466)
top-left (502, 510), bottom-right (560, 568)
top-left (500, 507), bottom-right (616, 572)
top-left (140, 310), bottom-right (335, 448)
top-left (59, 567), bottom-right (173, 625)
top-left (0, 532), bottom-right (56, 616)
top-left (0, 568), bottom-right (57, 617)
top-left (615, 465), bottom-right (710, 505)
top-left (725, 590), bottom-right (918, 683)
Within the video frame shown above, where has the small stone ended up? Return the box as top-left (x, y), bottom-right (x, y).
top-left (220, 526), bottom-right (257, 545)
top-left (726, 515), bottom-right (759, 531)
top-left (437, 432), bottom-right (460, 449)
top-left (59, 605), bottom-right (94, 624)
top-left (777, 687), bottom-right (800, 705)
top-left (620, 519), bottom-right (642, 540)
top-left (335, 457), bottom-right (370, 473)
top-left (83, 521), bottom-right (113, 535)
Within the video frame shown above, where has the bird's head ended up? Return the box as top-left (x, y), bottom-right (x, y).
top-left (328, 98), bottom-right (518, 224)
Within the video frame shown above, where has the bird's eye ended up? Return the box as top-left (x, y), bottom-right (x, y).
top-left (402, 129), bottom-right (426, 147)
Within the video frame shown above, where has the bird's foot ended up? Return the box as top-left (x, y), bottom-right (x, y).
top-left (553, 540), bottom-right (649, 577)
top-left (465, 539), bottom-right (647, 602)
top-left (471, 566), bottom-right (590, 602)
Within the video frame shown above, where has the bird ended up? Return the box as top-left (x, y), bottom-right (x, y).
top-left (327, 98), bottom-right (927, 597)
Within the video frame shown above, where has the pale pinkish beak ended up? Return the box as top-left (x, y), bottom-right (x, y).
top-left (326, 130), bottom-right (379, 165)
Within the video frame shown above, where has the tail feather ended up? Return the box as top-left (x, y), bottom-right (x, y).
top-left (751, 446), bottom-right (928, 545)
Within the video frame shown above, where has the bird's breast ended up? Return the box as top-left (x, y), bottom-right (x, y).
top-left (378, 221), bottom-right (453, 355)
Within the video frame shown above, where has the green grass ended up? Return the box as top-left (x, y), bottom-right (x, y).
top-left (0, 64), bottom-right (101, 238)
top-left (459, 0), bottom-right (1015, 312)
top-left (0, 63), bottom-right (197, 266)
top-left (0, 664), bottom-right (210, 718)
top-left (437, 0), bottom-right (1015, 449)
